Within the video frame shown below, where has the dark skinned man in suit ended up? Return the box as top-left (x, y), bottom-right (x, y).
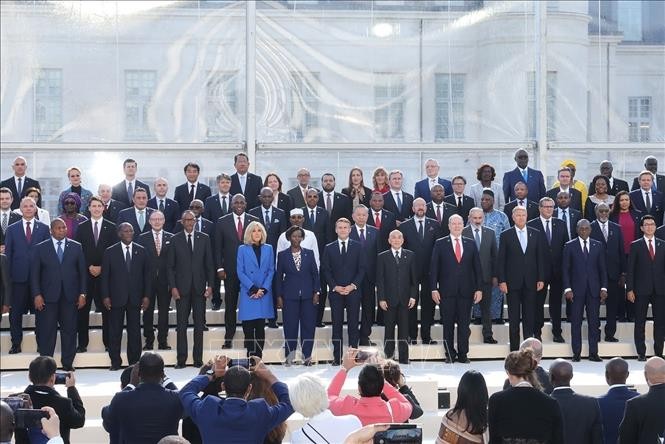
top-left (426, 183), bottom-right (458, 237)
top-left (504, 182), bottom-right (539, 226)
top-left (367, 191), bottom-right (397, 253)
top-left (589, 160), bottom-right (630, 195)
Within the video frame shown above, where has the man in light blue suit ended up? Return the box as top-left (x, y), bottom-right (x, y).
top-left (502, 149), bottom-right (546, 203)
top-left (413, 158), bottom-right (452, 203)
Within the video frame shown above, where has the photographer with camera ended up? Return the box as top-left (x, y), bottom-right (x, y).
top-left (1, 402), bottom-right (66, 444)
top-left (14, 356), bottom-right (84, 444)
top-left (179, 355), bottom-right (294, 443)
top-left (381, 360), bottom-right (423, 421)
top-left (327, 349), bottom-right (412, 426)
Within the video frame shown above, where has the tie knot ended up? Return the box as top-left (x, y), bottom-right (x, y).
top-left (57, 241), bottom-right (62, 246)
top-left (475, 228), bottom-right (479, 233)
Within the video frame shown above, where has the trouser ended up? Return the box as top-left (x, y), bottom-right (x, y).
top-left (409, 280), bottom-right (433, 341)
top-left (617, 254), bottom-right (634, 321)
top-left (604, 278), bottom-right (621, 338)
top-left (359, 278), bottom-right (376, 342)
top-left (571, 288), bottom-right (600, 356)
top-left (9, 282), bottom-right (30, 346)
top-left (383, 302), bottom-right (409, 361)
top-left (242, 318), bottom-right (265, 358)
top-left (441, 294), bottom-right (472, 358)
top-left (316, 274), bottom-right (329, 325)
top-left (143, 277), bottom-right (170, 346)
top-left (77, 275), bottom-right (97, 349)
top-left (282, 297), bottom-right (317, 359)
top-left (507, 285), bottom-right (536, 351)
top-left (223, 274), bottom-right (240, 341)
top-left (330, 290), bottom-right (360, 362)
top-left (535, 277), bottom-right (563, 337)
top-left (108, 304), bottom-right (141, 368)
top-left (634, 292), bottom-right (664, 357)
top-left (477, 283), bottom-right (493, 339)
top-left (211, 275), bottom-right (223, 306)
top-left (176, 292), bottom-right (205, 365)
top-left (36, 297), bottom-right (78, 369)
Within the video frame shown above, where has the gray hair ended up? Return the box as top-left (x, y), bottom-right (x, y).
top-left (520, 337), bottom-right (543, 361)
top-left (288, 374), bottom-right (329, 418)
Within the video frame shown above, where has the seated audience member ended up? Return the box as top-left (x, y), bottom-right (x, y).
top-left (180, 356), bottom-right (293, 443)
top-left (488, 349), bottom-right (564, 443)
top-left (618, 356), bottom-right (665, 444)
top-left (248, 373), bottom-right (288, 444)
top-left (289, 374), bottom-right (362, 444)
top-left (104, 352), bottom-right (183, 444)
top-left (15, 357), bottom-right (85, 444)
top-left (437, 370), bottom-right (489, 444)
top-left (381, 360), bottom-right (423, 420)
top-left (327, 349), bottom-right (412, 425)
top-left (502, 337), bottom-right (554, 394)
top-left (157, 436), bottom-right (191, 444)
top-left (181, 363), bottom-right (223, 444)
top-left (597, 358), bottom-right (639, 444)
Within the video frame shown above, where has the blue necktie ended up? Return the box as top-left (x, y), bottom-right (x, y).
top-left (474, 228), bottom-right (481, 250)
top-left (518, 229), bottom-right (527, 253)
top-left (56, 241), bottom-right (64, 263)
top-left (127, 182), bottom-right (134, 202)
top-left (522, 169), bottom-right (528, 183)
top-left (545, 219), bottom-right (551, 245)
top-left (396, 192), bottom-right (402, 212)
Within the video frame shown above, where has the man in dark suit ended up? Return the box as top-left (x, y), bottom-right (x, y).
top-left (498, 206), bottom-right (546, 351)
top-left (545, 167), bottom-right (583, 212)
top-left (630, 170), bottom-right (663, 225)
top-left (384, 170), bottom-right (414, 222)
top-left (174, 162), bottom-right (212, 211)
top-left (137, 211), bottom-right (173, 351)
top-left (230, 152), bottom-right (262, 210)
top-left (463, 208), bottom-right (498, 343)
top-left (302, 189), bottom-right (330, 327)
top-left (626, 214), bottom-right (665, 360)
top-left (367, 191), bottom-right (397, 253)
top-left (322, 218), bottom-right (366, 365)
top-left (444, 176), bottom-right (474, 223)
top-left (631, 155), bottom-right (665, 192)
top-left (377, 230), bottom-right (417, 364)
top-left (528, 197), bottom-right (569, 343)
top-left (4, 197), bottom-right (50, 353)
top-left (657, 223), bottom-right (665, 240)
top-left (111, 158), bottom-right (151, 206)
top-left (350, 205), bottom-right (379, 346)
top-left (317, 173), bottom-right (352, 242)
top-left (413, 158), bottom-right (453, 202)
top-left (590, 160), bottom-right (630, 195)
top-left (75, 196), bottom-right (116, 353)
top-left (562, 219), bottom-right (608, 361)
top-left (101, 223), bottom-right (151, 370)
top-left (618, 356), bottom-right (665, 444)
top-left (286, 167), bottom-right (313, 209)
top-left (399, 197), bottom-right (441, 345)
top-left (431, 214), bottom-right (483, 363)
top-left (554, 190), bottom-right (582, 241)
top-left (174, 199), bottom-right (214, 237)
top-left (31, 218), bottom-right (86, 371)
top-left (96, 184), bottom-right (127, 224)
top-left (168, 210), bottom-right (214, 368)
top-left (205, 173), bottom-right (233, 311)
top-left (0, 156), bottom-right (41, 210)
top-left (502, 149), bottom-right (546, 203)
top-left (148, 178), bottom-right (180, 233)
top-left (0, 187), bottom-right (21, 247)
top-left (116, 187), bottom-right (155, 240)
top-left (504, 182), bottom-right (539, 226)
top-left (215, 194), bottom-right (259, 348)
top-left (501, 338), bottom-right (554, 394)
top-left (597, 358), bottom-right (640, 444)
top-left (549, 359), bottom-right (603, 444)
top-left (426, 184), bottom-right (458, 237)
top-left (590, 203), bottom-right (627, 342)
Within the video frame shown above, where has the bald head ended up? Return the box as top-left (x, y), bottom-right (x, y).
top-left (644, 356), bottom-right (665, 386)
top-left (550, 359), bottom-right (573, 387)
top-left (605, 357), bottom-right (630, 385)
top-left (520, 338), bottom-right (543, 362)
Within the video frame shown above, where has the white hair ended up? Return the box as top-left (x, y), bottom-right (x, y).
top-left (287, 374), bottom-right (329, 418)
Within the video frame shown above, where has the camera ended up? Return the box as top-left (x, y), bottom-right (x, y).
top-left (373, 424), bottom-right (422, 444)
top-left (14, 409), bottom-right (49, 430)
top-left (54, 372), bottom-right (69, 385)
top-left (228, 358), bottom-right (251, 369)
top-left (1, 395), bottom-right (31, 412)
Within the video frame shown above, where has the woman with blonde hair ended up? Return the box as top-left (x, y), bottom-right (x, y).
top-left (58, 166), bottom-right (93, 213)
top-left (372, 167), bottom-right (390, 194)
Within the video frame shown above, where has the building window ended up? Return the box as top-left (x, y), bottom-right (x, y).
top-left (628, 96), bottom-right (651, 142)
top-left (435, 73), bottom-right (465, 141)
top-left (617, 0), bottom-right (642, 41)
top-left (374, 73), bottom-right (405, 141)
top-left (288, 72), bottom-right (319, 142)
top-left (125, 70), bottom-right (156, 140)
top-left (205, 71), bottom-right (239, 141)
top-left (33, 68), bottom-right (62, 141)
top-left (527, 71), bottom-right (557, 140)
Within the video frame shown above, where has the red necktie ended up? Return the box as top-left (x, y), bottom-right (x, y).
top-left (25, 221), bottom-right (32, 243)
top-left (236, 217), bottom-right (243, 241)
top-left (436, 205), bottom-right (442, 223)
top-left (648, 239), bottom-right (655, 260)
top-left (374, 212), bottom-right (381, 229)
top-left (454, 238), bottom-right (462, 263)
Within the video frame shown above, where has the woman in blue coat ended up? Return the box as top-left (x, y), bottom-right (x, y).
top-left (237, 221), bottom-right (275, 358)
top-left (275, 226), bottom-right (320, 366)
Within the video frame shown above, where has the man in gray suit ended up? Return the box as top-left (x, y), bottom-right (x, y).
top-left (463, 207), bottom-right (498, 344)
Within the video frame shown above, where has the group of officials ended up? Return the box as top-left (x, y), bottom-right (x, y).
top-left (1, 151), bottom-right (664, 370)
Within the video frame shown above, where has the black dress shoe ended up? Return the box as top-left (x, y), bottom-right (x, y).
top-left (109, 365), bottom-right (121, 371)
top-left (193, 361), bottom-right (203, 367)
top-left (173, 363), bottom-right (187, 369)
top-left (572, 355), bottom-right (581, 362)
top-left (303, 358), bottom-right (314, 367)
top-left (409, 340), bottom-right (418, 345)
top-left (158, 344), bottom-right (172, 350)
top-left (62, 366), bottom-right (75, 372)
top-left (637, 354), bottom-right (646, 362)
top-left (605, 336), bottom-right (619, 343)
top-left (483, 337), bottom-right (498, 344)
top-left (203, 324), bottom-right (209, 331)
top-left (473, 318), bottom-right (482, 325)
top-left (76, 346), bottom-right (87, 353)
top-left (588, 354), bottom-right (602, 362)
top-left (552, 335), bottom-right (565, 343)
top-left (492, 319), bottom-right (504, 325)
top-left (8, 346), bottom-right (21, 354)
top-left (331, 360), bottom-right (341, 366)
top-left (267, 321), bottom-right (279, 329)
top-left (457, 355), bottom-right (471, 364)
top-left (444, 356), bottom-right (455, 364)
top-left (359, 340), bottom-right (377, 346)
top-left (316, 322), bottom-right (325, 328)
top-left (221, 342), bottom-right (232, 349)
top-left (143, 343), bottom-right (154, 351)
top-left (212, 302), bottom-right (222, 311)
top-left (105, 347), bottom-right (109, 352)
top-left (422, 339), bottom-right (438, 345)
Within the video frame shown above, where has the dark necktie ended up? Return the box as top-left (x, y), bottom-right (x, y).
top-left (187, 233), bottom-right (193, 252)
top-left (2, 213), bottom-right (7, 233)
top-left (326, 194), bottom-right (333, 216)
top-left (394, 250), bottom-right (400, 264)
top-left (545, 219), bottom-right (551, 245)
top-left (341, 240), bottom-right (346, 255)
top-left (57, 241), bottom-right (64, 263)
top-left (396, 192), bottom-right (402, 212)
top-left (93, 221), bottom-right (99, 245)
top-left (310, 209), bottom-right (315, 224)
top-left (359, 228), bottom-right (366, 245)
top-left (474, 228), bottom-right (481, 250)
top-left (190, 184), bottom-right (195, 202)
top-left (17, 177), bottom-right (23, 197)
top-left (265, 209), bottom-right (271, 227)
top-left (125, 245), bottom-right (132, 271)
top-left (25, 221), bottom-right (32, 243)
top-left (519, 200), bottom-right (524, 206)
top-left (127, 182), bottom-right (133, 203)
top-left (457, 196), bottom-right (463, 209)
top-left (159, 199), bottom-right (165, 212)
top-left (435, 205), bottom-right (442, 223)
top-left (645, 192), bottom-right (652, 213)
top-left (236, 217), bottom-right (243, 241)
top-left (222, 196), bottom-right (228, 214)
top-left (418, 220), bottom-right (424, 239)
top-left (583, 239), bottom-right (589, 257)
top-left (648, 239), bottom-right (655, 260)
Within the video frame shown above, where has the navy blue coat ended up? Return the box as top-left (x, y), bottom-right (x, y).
top-left (147, 196), bottom-right (180, 233)
top-left (430, 236), bottom-right (482, 297)
top-left (383, 190), bottom-right (414, 222)
top-left (101, 242), bottom-right (151, 306)
top-left (349, 224), bottom-right (379, 283)
top-left (598, 385), bottom-right (639, 444)
top-left (203, 194), bottom-right (231, 225)
top-left (562, 237), bottom-right (608, 297)
top-left (111, 180), bottom-right (151, 207)
top-left (413, 177), bottom-right (453, 202)
top-left (274, 248), bottom-right (320, 300)
top-left (230, 172), bottom-right (263, 210)
top-left (502, 167), bottom-right (546, 203)
top-left (303, 205), bottom-right (329, 255)
top-left (31, 238), bottom-right (86, 303)
top-left (4, 219), bottom-right (50, 283)
top-left (589, 220), bottom-right (626, 281)
top-left (527, 217), bottom-right (569, 280)
top-left (322, 238), bottom-right (365, 289)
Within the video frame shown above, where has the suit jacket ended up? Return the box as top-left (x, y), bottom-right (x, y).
top-left (317, 191), bottom-right (352, 241)
top-left (322, 239), bottom-right (365, 289)
top-left (376, 248), bottom-right (417, 307)
top-left (173, 182), bottom-right (212, 212)
top-left (167, 231), bottom-right (214, 296)
top-left (286, 186), bottom-right (310, 209)
top-left (430, 236), bottom-right (482, 297)
top-left (237, 243), bottom-right (275, 321)
top-left (462, 225), bottom-right (497, 284)
top-left (0, 253), bottom-right (10, 307)
top-left (383, 190), bottom-right (414, 222)
top-left (230, 172), bottom-right (263, 210)
top-left (367, 208), bottom-right (397, 252)
top-left (630, 189), bottom-right (664, 225)
top-left (444, 194), bottom-right (474, 223)
top-left (105, 382), bottom-right (183, 444)
top-left (341, 186), bottom-right (372, 208)
top-left (274, 247), bottom-right (320, 300)
top-left (4, 219), bottom-right (50, 283)
top-left (618, 383), bottom-right (665, 444)
top-left (562, 238), bottom-right (608, 298)
top-left (137, 230), bottom-right (173, 282)
top-left (626, 237), bottom-right (665, 296)
top-left (75, 219), bottom-right (117, 267)
top-left (203, 193), bottom-right (232, 224)
top-left (0, 176), bottom-right (41, 209)
top-left (590, 220), bottom-right (626, 280)
top-left (590, 177), bottom-right (629, 196)
top-left (274, 192), bottom-right (294, 215)
top-left (97, 199), bottom-right (127, 224)
top-left (554, 207), bottom-right (582, 240)
top-left (0, 211), bottom-right (21, 245)
top-left (546, 187), bottom-right (583, 212)
top-left (111, 179), bottom-right (152, 206)
top-left (249, 205), bottom-right (287, 254)
top-left (303, 205), bottom-right (329, 255)
top-left (598, 385), bottom-right (640, 444)
top-left (116, 207), bottom-right (155, 239)
top-left (101, 242), bottom-right (151, 306)
top-left (657, 224), bottom-right (665, 240)
top-left (504, 199), bottom-right (539, 226)
top-left (147, 196), bottom-right (181, 233)
top-left (399, 217), bottom-right (440, 280)
top-left (31, 238), bottom-right (87, 303)
top-left (349, 224), bottom-right (379, 283)
top-left (173, 216), bottom-right (214, 240)
top-left (214, 213), bottom-right (259, 273)
top-left (631, 173), bottom-right (665, 192)
top-left (498, 226), bottom-right (546, 289)
top-left (425, 201), bottom-right (458, 237)
top-left (550, 387), bottom-right (603, 444)
top-left (501, 365), bottom-right (554, 395)
top-left (502, 167), bottom-right (546, 203)
top-left (413, 177), bottom-right (453, 202)
top-left (527, 217), bottom-right (569, 280)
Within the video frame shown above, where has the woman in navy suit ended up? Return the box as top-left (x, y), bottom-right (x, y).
top-left (275, 226), bottom-right (320, 366)
top-left (237, 221), bottom-right (275, 358)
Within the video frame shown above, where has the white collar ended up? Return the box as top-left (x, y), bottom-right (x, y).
top-left (152, 230), bottom-right (162, 236)
top-left (454, 193), bottom-right (464, 198)
top-left (14, 175), bottom-right (26, 181)
top-left (642, 189), bottom-right (651, 194)
top-left (608, 384), bottom-right (628, 389)
top-left (90, 217), bottom-right (103, 224)
top-left (540, 216), bottom-right (552, 225)
top-left (552, 386), bottom-right (572, 392)
top-left (414, 216), bottom-right (426, 223)
top-left (51, 237), bottom-right (65, 248)
top-left (514, 225), bottom-right (527, 233)
top-left (237, 173), bottom-right (246, 178)
top-left (578, 237), bottom-right (590, 247)
top-left (219, 192), bottom-right (230, 198)
top-left (391, 248), bottom-right (402, 255)
top-left (644, 235), bottom-right (655, 242)
top-left (121, 242), bottom-right (133, 250)
top-left (22, 217), bottom-right (35, 224)
top-left (235, 213), bottom-right (245, 220)
top-left (187, 181), bottom-right (198, 186)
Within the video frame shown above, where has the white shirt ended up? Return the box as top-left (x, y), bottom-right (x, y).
top-left (187, 181), bottom-right (199, 195)
top-left (22, 217), bottom-right (35, 235)
top-left (540, 217), bottom-right (553, 230)
top-left (559, 186), bottom-right (570, 193)
top-left (125, 179), bottom-right (136, 189)
top-left (428, 177), bottom-right (439, 188)
top-left (90, 217), bottom-right (103, 226)
top-left (51, 236), bottom-right (66, 252)
top-left (276, 228), bottom-right (320, 268)
top-left (337, 238), bottom-right (350, 254)
top-left (121, 242), bottom-right (133, 260)
top-left (235, 213), bottom-right (245, 227)
top-left (642, 189), bottom-right (652, 205)
top-left (644, 235), bottom-right (656, 253)
top-left (260, 206), bottom-right (273, 222)
top-left (451, 236), bottom-right (464, 256)
top-left (470, 225), bottom-right (483, 242)
top-left (152, 229), bottom-right (162, 241)
top-left (391, 190), bottom-right (402, 202)
top-left (14, 175), bottom-right (26, 189)
top-left (391, 248), bottom-right (403, 258)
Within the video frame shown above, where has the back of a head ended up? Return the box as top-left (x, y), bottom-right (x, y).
top-left (157, 435), bottom-right (191, 444)
top-left (644, 356), bottom-right (665, 386)
top-left (358, 364), bottom-right (384, 398)
top-left (382, 360), bottom-right (401, 387)
top-left (0, 400), bottom-right (14, 442)
top-left (29, 356), bottom-right (57, 385)
top-left (605, 357), bottom-right (630, 385)
top-left (120, 365), bottom-right (134, 389)
top-left (249, 373), bottom-right (277, 404)
top-left (505, 349), bottom-right (540, 388)
top-left (520, 338), bottom-right (543, 362)
top-left (139, 352), bottom-right (165, 383)
top-left (224, 366), bottom-right (252, 398)
top-left (288, 374), bottom-right (328, 418)
top-left (549, 359), bottom-right (574, 387)
top-left (448, 370), bottom-right (489, 435)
